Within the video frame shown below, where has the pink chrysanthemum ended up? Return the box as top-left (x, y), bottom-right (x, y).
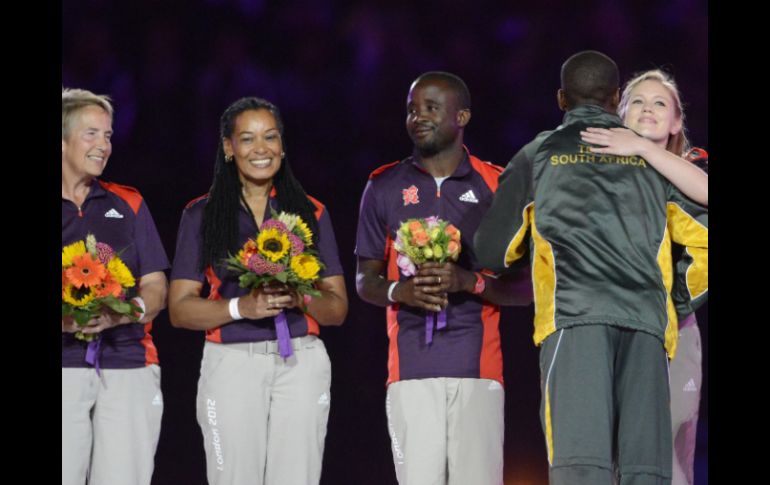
top-left (288, 233), bottom-right (305, 256)
top-left (95, 242), bottom-right (115, 265)
top-left (248, 254), bottom-right (285, 275)
top-left (261, 219), bottom-right (288, 233)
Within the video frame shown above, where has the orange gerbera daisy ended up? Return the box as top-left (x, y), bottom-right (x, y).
top-left (93, 272), bottom-right (122, 298)
top-left (239, 239), bottom-right (259, 265)
top-left (65, 253), bottom-right (107, 288)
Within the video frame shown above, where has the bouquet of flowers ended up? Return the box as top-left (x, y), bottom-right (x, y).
top-left (393, 216), bottom-right (461, 344)
top-left (226, 210), bottom-right (324, 358)
top-left (61, 234), bottom-right (142, 342)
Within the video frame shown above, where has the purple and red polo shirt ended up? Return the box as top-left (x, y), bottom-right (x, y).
top-left (170, 189), bottom-right (343, 343)
top-left (355, 150), bottom-right (505, 385)
top-left (62, 180), bottom-right (170, 369)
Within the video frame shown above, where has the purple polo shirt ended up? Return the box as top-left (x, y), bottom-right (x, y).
top-left (170, 192), bottom-right (343, 343)
top-left (62, 180), bottom-right (170, 369)
top-left (355, 150), bottom-right (506, 385)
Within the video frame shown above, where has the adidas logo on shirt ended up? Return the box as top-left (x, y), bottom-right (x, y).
top-left (459, 189), bottom-right (479, 203)
top-left (683, 378), bottom-right (698, 392)
top-left (104, 208), bottom-right (124, 219)
top-left (152, 393), bottom-right (163, 406)
top-left (318, 392), bottom-right (330, 405)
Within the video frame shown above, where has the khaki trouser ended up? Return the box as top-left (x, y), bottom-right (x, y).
top-left (62, 365), bottom-right (163, 485)
top-left (669, 322), bottom-right (702, 485)
top-left (197, 336), bottom-right (331, 485)
top-left (386, 377), bottom-right (505, 485)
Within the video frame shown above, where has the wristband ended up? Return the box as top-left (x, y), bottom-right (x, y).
top-left (387, 281), bottom-right (399, 303)
top-left (228, 297), bottom-right (243, 320)
top-left (471, 272), bottom-right (486, 295)
top-left (133, 297), bottom-right (146, 321)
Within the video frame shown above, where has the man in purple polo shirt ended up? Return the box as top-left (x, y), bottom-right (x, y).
top-left (61, 88), bottom-right (169, 485)
top-left (355, 71), bottom-right (532, 485)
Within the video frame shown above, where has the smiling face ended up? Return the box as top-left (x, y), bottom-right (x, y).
top-left (223, 108), bottom-right (283, 187)
top-left (62, 105), bottom-right (113, 181)
top-left (623, 79), bottom-right (682, 148)
top-left (405, 79), bottom-right (467, 157)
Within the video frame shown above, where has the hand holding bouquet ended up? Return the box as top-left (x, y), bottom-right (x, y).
top-left (62, 234), bottom-right (142, 342)
top-left (226, 210), bottom-right (324, 358)
top-left (393, 216), bottom-right (461, 344)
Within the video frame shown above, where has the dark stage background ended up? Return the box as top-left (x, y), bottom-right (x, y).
top-left (62, 1), bottom-right (708, 484)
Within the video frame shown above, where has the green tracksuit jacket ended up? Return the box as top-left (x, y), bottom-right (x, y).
top-left (474, 105), bottom-right (708, 358)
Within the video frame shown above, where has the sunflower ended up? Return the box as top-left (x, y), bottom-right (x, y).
top-left (62, 284), bottom-right (96, 307)
top-left (294, 219), bottom-right (314, 245)
top-left (107, 257), bottom-right (136, 288)
top-left (66, 253), bottom-right (107, 288)
top-left (62, 240), bottom-right (86, 267)
top-left (290, 254), bottom-right (321, 280)
top-left (256, 228), bottom-right (290, 262)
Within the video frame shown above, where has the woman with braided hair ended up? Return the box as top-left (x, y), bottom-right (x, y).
top-left (169, 97), bottom-right (347, 485)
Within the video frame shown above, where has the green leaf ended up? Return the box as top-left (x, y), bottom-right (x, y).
top-left (100, 297), bottom-right (141, 320)
top-left (73, 308), bottom-right (96, 325)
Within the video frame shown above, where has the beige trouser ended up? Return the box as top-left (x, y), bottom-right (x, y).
top-left (62, 365), bottom-right (163, 485)
top-left (386, 377), bottom-right (505, 485)
top-left (197, 336), bottom-right (331, 485)
top-left (669, 322), bottom-right (702, 485)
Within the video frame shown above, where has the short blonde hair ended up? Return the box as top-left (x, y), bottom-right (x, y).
top-left (617, 70), bottom-right (689, 156)
top-left (62, 88), bottom-right (113, 140)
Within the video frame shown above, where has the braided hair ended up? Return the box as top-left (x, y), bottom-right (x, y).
top-left (199, 97), bottom-right (319, 272)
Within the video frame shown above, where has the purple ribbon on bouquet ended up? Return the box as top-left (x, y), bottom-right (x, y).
top-left (275, 311), bottom-right (293, 359)
top-left (85, 336), bottom-right (103, 375)
top-left (424, 309), bottom-right (447, 344)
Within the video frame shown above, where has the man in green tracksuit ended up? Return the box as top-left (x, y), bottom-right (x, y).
top-left (474, 51), bottom-right (707, 485)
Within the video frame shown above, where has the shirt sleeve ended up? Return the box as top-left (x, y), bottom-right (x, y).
top-left (134, 200), bottom-right (170, 277)
top-left (316, 207), bottom-right (344, 278)
top-left (474, 142), bottom-right (537, 273)
top-left (354, 180), bottom-right (388, 261)
top-left (170, 203), bottom-right (206, 282)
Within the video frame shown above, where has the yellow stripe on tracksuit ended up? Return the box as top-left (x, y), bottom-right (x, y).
top-left (667, 202), bottom-right (709, 300)
top-left (531, 214), bottom-right (557, 347)
top-left (502, 203), bottom-right (558, 347)
top-left (663, 202), bottom-right (709, 358)
top-left (656, 225), bottom-right (678, 359)
top-left (503, 202), bottom-right (534, 267)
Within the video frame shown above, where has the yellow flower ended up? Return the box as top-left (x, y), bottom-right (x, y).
top-left (107, 257), bottom-right (136, 288)
top-left (62, 241), bottom-right (86, 267)
top-left (62, 284), bottom-right (96, 307)
top-left (295, 219), bottom-right (314, 245)
top-left (290, 254), bottom-right (321, 280)
top-left (257, 228), bottom-right (291, 262)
